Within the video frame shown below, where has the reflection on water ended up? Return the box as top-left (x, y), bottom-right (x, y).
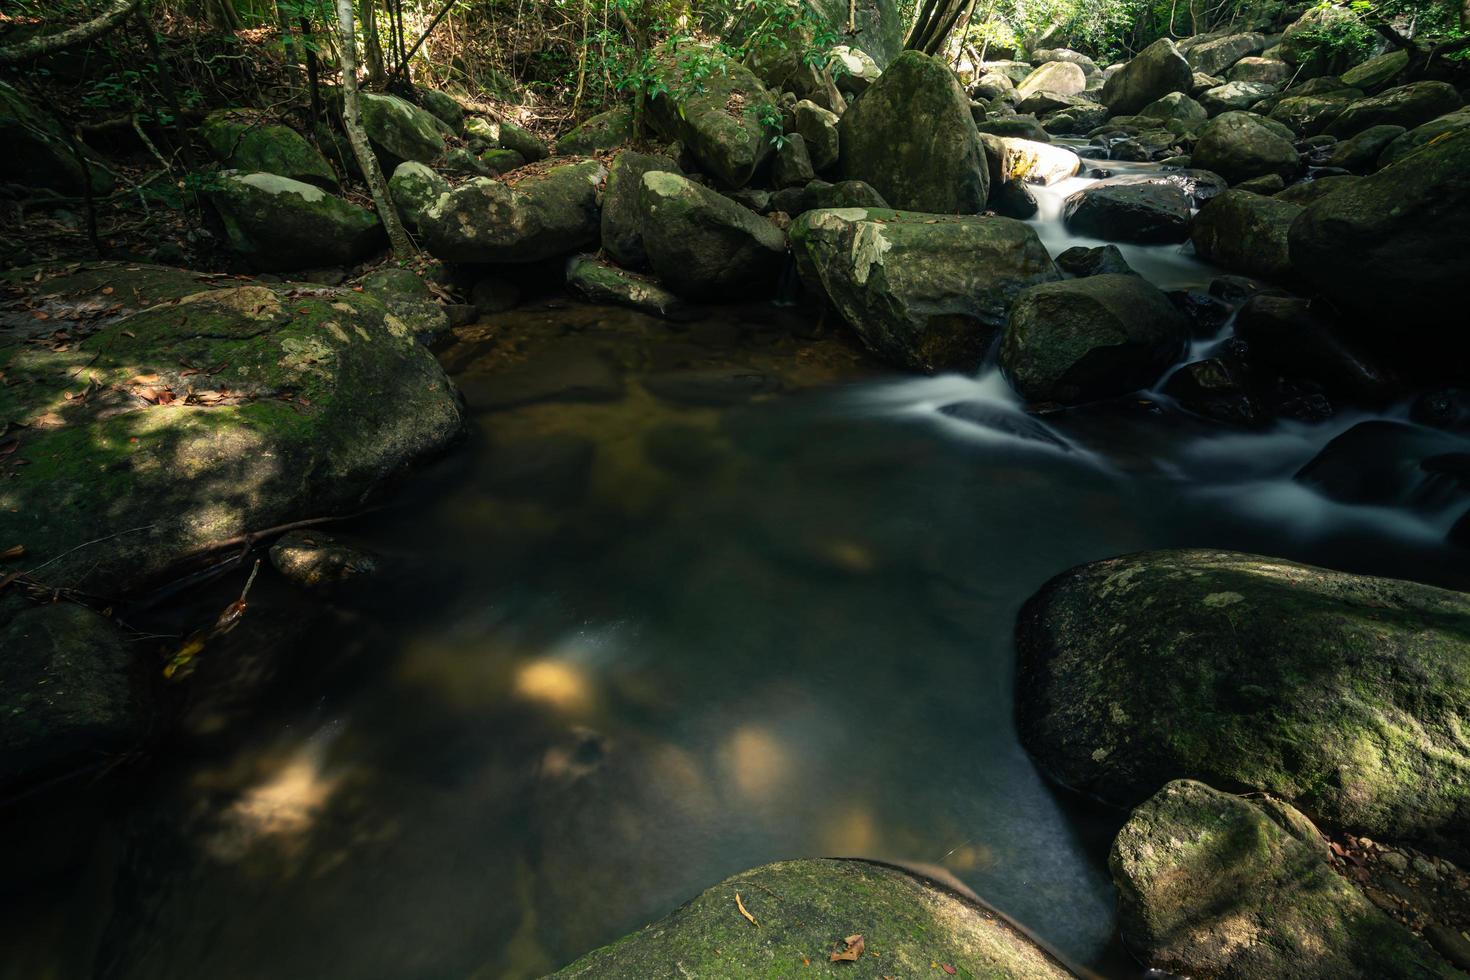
top-left (4, 301), bottom-right (1466, 979)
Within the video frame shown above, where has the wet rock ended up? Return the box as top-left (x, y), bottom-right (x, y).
top-left (388, 161), bottom-right (449, 228)
top-left (1185, 32), bottom-right (1269, 77)
top-left (556, 106), bottom-right (634, 156)
top-left (1102, 38), bottom-right (1193, 116)
top-left (199, 109), bottom-right (337, 189)
top-left (1412, 389), bottom-right (1470, 432)
top-left (642, 367), bottom-right (782, 406)
top-left (1190, 189), bottom-right (1301, 282)
top-left (988, 178), bottom-right (1038, 218)
top-left (0, 272), bottom-right (463, 594)
top-left (419, 159), bottom-right (605, 263)
top-left (1199, 80), bottom-right (1277, 116)
top-left (357, 92), bottom-right (447, 169)
top-left (1296, 420), bottom-right (1469, 510)
top-left (1327, 81), bottom-right (1464, 139)
top-left (1163, 356), bottom-right (1265, 426)
top-left (1056, 244), bottom-right (1134, 277)
top-left (1016, 548), bottom-right (1470, 860)
top-left (600, 150), bottom-right (679, 269)
top-left (0, 604), bottom-right (145, 787)
top-left (639, 171), bottom-right (786, 300)
top-left (1235, 172), bottom-right (1286, 194)
top-left (839, 51), bottom-right (989, 213)
top-left (792, 99), bottom-right (840, 171)
top-left (207, 171), bottom-right (384, 271)
top-left (991, 137), bottom-right (1080, 185)
top-left (1341, 48), bottom-right (1410, 92)
top-left (551, 859), bottom-right (1073, 979)
top-left (1169, 288), bottom-right (1232, 336)
top-left (771, 132), bottom-right (815, 188)
top-left (1000, 274), bottom-right (1187, 404)
top-left (937, 401), bottom-right (1071, 450)
top-left (1289, 129), bottom-right (1470, 336)
top-left (647, 44), bottom-right (773, 188)
top-left (1235, 293), bottom-right (1392, 401)
top-left (791, 209), bottom-right (1057, 373)
top-left (566, 255), bottom-right (684, 318)
top-left (1193, 111), bottom-right (1302, 183)
top-left (1378, 108), bottom-right (1470, 168)
top-left (1113, 779), bottom-right (1458, 980)
top-left (1063, 175), bottom-right (1193, 243)
top-left (269, 530), bottom-right (378, 590)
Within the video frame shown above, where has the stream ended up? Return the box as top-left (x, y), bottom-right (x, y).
top-left (3, 152), bottom-right (1467, 980)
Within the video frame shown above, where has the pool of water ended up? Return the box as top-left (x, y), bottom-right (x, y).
top-left (3, 162), bottom-right (1466, 980)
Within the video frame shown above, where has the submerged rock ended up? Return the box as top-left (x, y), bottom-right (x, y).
top-left (269, 530), bottom-right (378, 590)
top-left (0, 604), bottom-right (145, 787)
top-left (838, 51), bottom-right (989, 213)
top-left (0, 268), bottom-right (463, 594)
top-left (1295, 420), bottom-right (1468, 510)
top-left (551, 859), bottom-right (1073, 979)
top-left (1190, 189), bottom-right (1301, 282)
top-left (206, 171), bottom-right (384, 271)
top-left (638, 171), bottom-right (786, 300)
top-left (791, 208), bottom-right (1057, 373)
top-left (1055, 244), bottom-right (1134, 277)
top-left (1016, 549), bottom-right (1470, 860)
top-left (1113, 779), bottom-right (1458, 979)
top-left (1102, 38), bottom-right (1193, 116)
top-left (1000, 274), bottom-right (1187, 404)
top-left (419, 159), bottom-right (605, 263)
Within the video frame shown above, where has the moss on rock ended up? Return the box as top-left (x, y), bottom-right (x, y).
top-left (198, 109), bottom-right (337, 189)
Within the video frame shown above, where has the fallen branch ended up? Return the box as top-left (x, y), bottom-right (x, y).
top-left (0, 0), bottom-right (146, 66)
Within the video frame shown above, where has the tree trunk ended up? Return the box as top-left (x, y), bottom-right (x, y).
top-left (0, 0), bottom-right (143, 65)
top-left (333, 0), bottom-right (415, 258)
top-left (361, 0), bottom-right (386, 85)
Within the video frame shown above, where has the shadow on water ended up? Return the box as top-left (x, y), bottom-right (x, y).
top-left (3, 264), bottom-right (1467, 977)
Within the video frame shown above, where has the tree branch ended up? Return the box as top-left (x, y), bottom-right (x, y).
top-left (0, 0), bottom-right (145, 66)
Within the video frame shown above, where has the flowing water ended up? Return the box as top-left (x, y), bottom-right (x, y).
top-left (4, 158), bottom-right (1468, 980)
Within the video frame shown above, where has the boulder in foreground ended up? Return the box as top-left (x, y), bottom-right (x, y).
top-left (551, 858), bottom-right (1072, 979)
top-left (1113, 779), bottom-right (1459, 979)
top-left (1017, 548), bottom-right (1470, 861)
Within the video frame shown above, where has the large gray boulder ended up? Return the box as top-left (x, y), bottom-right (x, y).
top-left (1063, 176), bottom-right (1193, 243)
top-left (1102, 38), bottom-right (1194, 116)
top-left (1016, 548), bottom-right (1470, 861)
top-left (207, 171), bottom-right (384, 271)
top-left (419, 159), bottom-right (605, 263)
top-left (1016, 61), bottom-right (1087, 100)
top-left (646, 44), bottom-right (773, 187)
top-left (1135, 91), bottom-right (1208, 132)
top-left (639, 171), bottom-right (786, 300)
top-left (1000, 274), bottom-right (1187, 404)
top-left (792, 99), bottom-right (840, 171)
top-left (1199, 80), bottom-right (1277, 116)
top-left (1113, 780), bottom-right (1459, 980)
top-left (1290, 128), bottom-right (1470, 330)
top-left (1268, 91), bottom-right (1361, 136)
top-left (1191, 189), bottom-right (1302, 281)
top-left (199, 109), bottom-right (337, 189)
top-left (1185, 32), bottom-right (1269, 77)
top-left (1325, 123), bottom-right (1406, 171)
top-left (1192, 110), bottom-right (1301, 183)
top-left (552, 859), bottom-right (1072, 979)
top-left (839, 51), bottom-right (989, 213)
top-left (1228, 56), bottom-right (1291, 86)
top-left (388, 161), bottom-right (448, 227)
top-left (1378, 107), bottom-right (1470, 168)
top-left (790, 208), bottom-right (1057, 373)
top-left (600, 150), bottom-right (678, 269)
top-left (1326, 81), bottom-right (1465, 139)
top-left (1, 604), bottom-right (145, 787)
top-left (1341, 48), bottom-right (1411, 91)
top-left (357, 92), bottom-right (448, 169)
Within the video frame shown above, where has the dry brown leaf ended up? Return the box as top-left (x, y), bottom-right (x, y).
top-left (1, 544), bottom-right (24, 560)
top-left (130, 373), bottom-right (162, 385)
top-left (830, 935), bottom-right (864, 962)
top-left (735, 892), bottom-right (758, 927)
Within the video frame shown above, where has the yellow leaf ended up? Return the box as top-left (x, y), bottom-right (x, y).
top-left (735, 891), bottom-right (759, 927)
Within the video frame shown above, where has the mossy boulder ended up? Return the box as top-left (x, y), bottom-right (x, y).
top-left (1102, 38), bottom-right (1193, 116)
top-left (838, 51), bottom-right (989, 214)
top-left (638, 171), bottom-right (786, 300)
top-left (1193, 111), bottom-right (1302, 183)
top-left (0, 268), bottom-right (463, 596)
top-left (1016, 549), bottom-right (1470, 861)
top-left (812, 0), bottom-right (904, 67)
top-left (198, 109), bottom-right (337, 188)
top-left (550, 858), bottom-right (1072, 979)
top-left (466, 116), bottom-right (549, 163)
top-left (1340, 48), bottom-right (1410, 92)
top-left (0, 603), bottom-right (145, 787)
top-left (646, 44), bottom-right (774, 188)
top-left (1186, 32), bottom-right (1269, 77)
top-left (790, 208), bottom-right (1057, 374)
top-left (415, 87), bottom-right (464, 132)
top-left (357, 92), bottom-right (447, 169)
top-left (1199, 80), bottom-right (1276, 116)
top-left (1113, 779), bottom-right (1459, 979)
top-left (1229, 56), bottom-right (1291, 86)
top-left (1268, 91), bottom-right (1360, 136)
top-left (999, 274), bottom-right (1187, 404)
top-left (566, 254), bottom-right (684, 318)
top-left (1289, 128), bottom-right (1470, 334)
top-left (1326, 81), bottom-right (1464, 139)
top-left (206, 171), bottom-right (384, 271)
top-left (1016, 61), bottom-right (1088, 100)
top-left (792, 99), bottom-right (840, 171)
top-left (388, 161), bottom-right (449, 227)
top-left (600, 150), bottom-right (680, 269)
top-left (1377, 108), bottom-right (1470, 168)
top-left (1325, 123), bottom-right (1406, 172)
top-left (419, 159), bottom-right (605, 263)
top-left (1279, 4), bottom-right (1365, 74)
top-left (556, 106), bottom-right (634, 156)
top-left (1191, 188), bottom-right (1302, 281)
top-left (0, 79), bottom-right (114, 195)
